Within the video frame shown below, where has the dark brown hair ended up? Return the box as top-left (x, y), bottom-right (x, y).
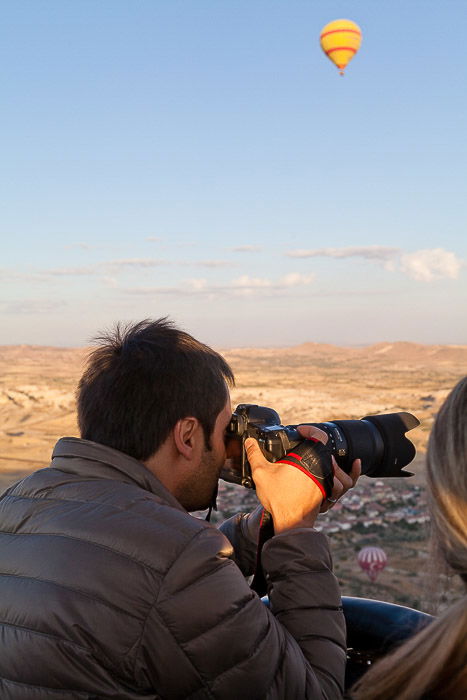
top-left (77, 318), bottom-right (234, 460)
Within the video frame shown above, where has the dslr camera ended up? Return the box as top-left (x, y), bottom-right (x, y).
top-left (221, 404), bottom-right (420, 489)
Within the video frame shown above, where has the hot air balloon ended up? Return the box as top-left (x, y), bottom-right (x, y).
top-left (320, 19), bottom-right (362, 75)
top-left (358, 546), bottom-right (387, 582)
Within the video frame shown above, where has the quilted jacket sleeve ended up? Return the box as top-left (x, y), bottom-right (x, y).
top-left (134, 524), bottom-right (346, 699)
top-left (218, 505), bottom-right (263, 576)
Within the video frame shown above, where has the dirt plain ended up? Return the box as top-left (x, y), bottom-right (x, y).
top-left (0, 341), bottom-right (466, 612)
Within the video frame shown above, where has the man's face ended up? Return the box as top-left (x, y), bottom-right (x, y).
top-left (178, 395), bottom-right (232, 512)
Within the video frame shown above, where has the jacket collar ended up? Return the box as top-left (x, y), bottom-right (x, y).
top-left (51, 437), bottom-right (185, 512)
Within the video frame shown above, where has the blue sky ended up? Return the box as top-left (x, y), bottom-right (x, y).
top-left (1, 0), bottom-right (466, 347)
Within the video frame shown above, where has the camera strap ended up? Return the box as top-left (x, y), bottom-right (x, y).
top-left (276, 440), bottom-right (334, 499)
top-left (205, 482), bottom-right (219, 521)
top-left (251, 509), bottom-right (274, 595)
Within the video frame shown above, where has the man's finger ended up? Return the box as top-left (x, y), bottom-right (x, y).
top-left (329, 477), bottom-right (344, 501)
top-left (320, 476), bottom-right (344, 512)
top-left (349, 458), bottom-right (362, 485)
top-left (333, 462), bottom-right (354, 491)
top-left (297, 425), bottom-right (329, 444)
top-left (244, 437), bottom-right (266, 470)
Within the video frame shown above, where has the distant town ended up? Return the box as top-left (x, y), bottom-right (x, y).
top-left (212, 475), bottom-right (429, 536)
top-left (315, 479), bottom-right (429, 535)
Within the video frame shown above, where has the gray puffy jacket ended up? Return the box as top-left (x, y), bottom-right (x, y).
top-left (0, 438), bottom-right (346, 699)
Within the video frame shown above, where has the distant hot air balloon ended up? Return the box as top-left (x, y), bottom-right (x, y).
top-left (358, 546), bottom-right (387, 582)
top-left (320, 19), bottom-right (362, 75)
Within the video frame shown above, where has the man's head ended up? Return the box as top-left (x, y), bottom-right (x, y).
top-left (77, 318), bottom-right (234, 464)
top-left (166, 395), bottom-right (233, 511)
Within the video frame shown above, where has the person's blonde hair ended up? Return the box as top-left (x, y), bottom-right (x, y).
top-left (351, 376), bottom-right (467, 699)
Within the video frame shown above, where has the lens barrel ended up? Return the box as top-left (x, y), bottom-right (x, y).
top-left (296, 412), bottom-right (419, 477)
top-left (311, 420), bottom-right (384, 476)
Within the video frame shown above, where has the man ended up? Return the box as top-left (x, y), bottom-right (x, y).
top-left (0, 318), bottom-right (360, 698)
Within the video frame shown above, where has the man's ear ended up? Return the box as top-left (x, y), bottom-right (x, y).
top-left (173, 416), bottom-right (202, 460)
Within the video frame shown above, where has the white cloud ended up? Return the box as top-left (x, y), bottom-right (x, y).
top-left (285, 245), bottom-right (463, 282)
top-left (190, 260), bottom-right (230, 268)
top-left (400, 248), bottom-right (463, 281)
top-left (124, 271), bottom-right (316, 298)
top-left (106, 258), bottom-right (169, 270)
top-left (186, 278), bottom-right (208, 291)
top-left (64, 242), bottom-right (95, 250)
top-left (1, 268), bottom-right (53, 283)
top-left (280, 272), bottom-right (314, 287)
top-left (0, 299), bottom-right (67, 315)
top-left (232, 275), bottom-right (271, 288)
top-left (30, 259), bottom-right (170, 278)
top-left (101, 276), bottom-right (118, 288)
top-left (126, 286), bottom-right (184, 296)
top-left (42, 266), bottom-right (98, 276)
top-left (231, 245), bottom-right (262, 253)
top-left (287, 246), bottom-right (400, 261)
top-left (230, 273), bottom-right (314, 290)
top-left (146, 236), bottom-right (161, 242)
top-left (39, 258), bottom-right (230, 277)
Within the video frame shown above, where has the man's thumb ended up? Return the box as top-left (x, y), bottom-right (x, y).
top-left (244, 437), bottom-right (264, 469)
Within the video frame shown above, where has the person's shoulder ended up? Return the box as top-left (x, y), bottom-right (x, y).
top-left (3, 462), bottom-right (233, 567)
top-left (87, 487), bottom-right (231, 575)
top-left (3, 465), bottom-right (218, 568)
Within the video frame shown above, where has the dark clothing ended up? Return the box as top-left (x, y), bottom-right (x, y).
top-left (0, 438), bottom-right (346, 699)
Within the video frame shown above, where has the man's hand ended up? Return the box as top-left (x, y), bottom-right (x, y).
top-left (245, 425), bottom-right (361, 534)
top-left (296, 424), bottom-right (361, 513)
top-left (245, 425), bottom-right (333, 534)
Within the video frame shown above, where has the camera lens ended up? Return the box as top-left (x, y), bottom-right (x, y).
top-left (311, 412), bottom-right (419, 477)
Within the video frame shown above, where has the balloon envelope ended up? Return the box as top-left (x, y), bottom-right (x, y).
top-left (320, 19), bottom-right (362, 75)
top-left (358, 546), bottom-right (387, 582)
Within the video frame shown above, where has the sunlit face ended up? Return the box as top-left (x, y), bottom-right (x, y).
top-left (178, 395), bottom-right (232, 512)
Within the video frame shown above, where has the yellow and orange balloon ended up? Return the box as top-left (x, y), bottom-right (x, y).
top-left (320, 19), bottom-right (362, 75)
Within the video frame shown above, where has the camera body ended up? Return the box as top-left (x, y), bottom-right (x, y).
top-left (221, 404), bottom-right (420, 489)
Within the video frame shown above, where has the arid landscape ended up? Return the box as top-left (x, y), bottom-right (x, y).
top-left (1, 341), bottom-right (466, 613)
